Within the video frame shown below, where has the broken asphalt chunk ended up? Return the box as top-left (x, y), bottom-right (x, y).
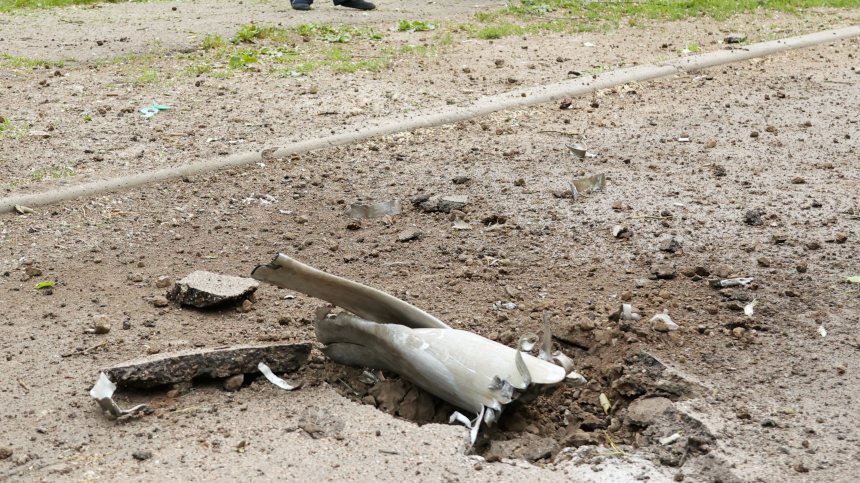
top-left (103, 343), bottom-right (311, 388)
top-left (167, 270), bottom-right (259, 308)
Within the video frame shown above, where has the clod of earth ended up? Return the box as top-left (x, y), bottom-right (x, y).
top-left (251, 254), bottom-right (585, 442)
top-left (167, 270), bottom-right (259, 308)
top-left (103, 343), bottom-right (311, 388)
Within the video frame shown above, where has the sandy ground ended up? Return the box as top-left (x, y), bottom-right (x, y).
top-left (1, 2), bottom-right (860, 482)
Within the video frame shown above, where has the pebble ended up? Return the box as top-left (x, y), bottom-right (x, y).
top-left (155, 276), bottom-right (172, 288)
top-left (835, 232), bottom-right (848, 244)
top-left (770, 233), bottom-right (789, 244)
top-left (223, 374), bottom-right (244, 392)
top-left (93, 315), bottom-right (112, 334)
top-left (791, 177), bottom-right (805, 184)
top-left (152, 295), bottom-right (169, 307)
top-left (296, 215), bottom-right (309, 224)
top-left (743, 210), bottom-right (763, 226)
top-left (452, 175), bottom-right (471, 185)
top-left (805, 241), bottom-right (821, 250)
top-left (732, 327), bottom-right (746, 338)
top-left (579, 318), bottom-right (596, 331)
top-left (132, 450), bottom-right (153, 461)
top-left (757, 257), bottom-right (772, 267)
top-left (611, 225), bottom-right (631, 239)
top-left (25, 267), bottom-right (42, 277)
top-left (796, 263), bottom-right (808, 273)
top-left (659, 237), bottom-right (681, 253)
top-left (713, 265), bottom-right (733, 278)
top-left (750, 131), bottom-right (759, 138)
top-left (651, 317), bottom-right (678, 332)
top-left (0, 446), bottom-right (11, 460)
top-left (794, 463), bottom-right (810, 473)
top-left (238, 299), bottom-right (254, 313)
top-left (611, 200), bottom-right (624, 210)
top-left (130, 273), bottom-right (144, 283)
top-left (397, 229), bottom-right (422, 242)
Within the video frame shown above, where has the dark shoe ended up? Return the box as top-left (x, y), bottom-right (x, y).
top-left (340, 0), bottom-right (375, 9)
top-left (291, 0), bottom-right (312, 10)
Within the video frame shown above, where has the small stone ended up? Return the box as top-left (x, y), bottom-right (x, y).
top-left (138, 261), bottom-right (146, 268)
top-left (223, 374), bottom-right (244, 392)
top-left (238, 299), bottom-right (254, 312)
top-left (836, 365), bottom-right (846, 375)
top-left (805, 241), bottom-right (821, 250)
top-left (437, 195), bottom-right (468, 213)
top-left (93, 315), bottom-right (111, 334)
top-left (761, 419), bottom-right (777, 428)
top-left (29, 130), bottom-right (52, 139)
top-left (659, 237), bottom-right (681, 253)
top-left (152, 296), bottom-right (169, 307)
top-left (651, 317), bottom-right (679, 332)
top-left (794, 463), bottom-right (810, 473)
top-left (168, 271), bottom-right (259, 308)
top-left (513, 177), bottom-right (525, 186)
top-left (579, 318), bottom-right (595, 331)
top-left (732, 327), bottom-right (746, 338)
top-left (791, 176), bottom-right (805, 184)
top-left (626, 397), bottom-right (673, 427)
top-left (757, 257), bottom-right (772, 267)
top-left (705, 139), bottom-right (717, 149)
top-left (726, 302), bottom-right (744, 311)
top-left (130, 273), bottom-right (144, 283)
top-left (397, 229), bottom-right (422, 243)
top-left (674, 473), bottom-right (685, 482)
top-left (771, 233), bottom-right (789, 244)
top-left (507, 76), bottom-right (520, 84)
top-left (0, 447), bottom-right (12, 460)
top-left (621, 290), bottom-right (633, 301)
top-left (494, 59), bottom-right (505, 67)
top-left (724, 33), bottom-right (746, 43)
top-left (346, 221), bottom-right (361, 230)
top-left (25, 267), bottom-right (43, 277)
top-left (834, 232), bottom-right (848, 244)
top-left (611, 200), bottom-right (624, 210)
top-left (296, 215), bottom-right (309, 224)
top-left (452, 175), bottom-right (471, 185)
top-left (796, 263), bottom-right (808, 274)
top-left (612, 225), bottom-right (631, 239)
top-left (713, 265), bottom-right (733, 278)
top-left (155, 276), bottom-right (172, 288)
top-left (652, 264), bottom-right (676, 280)
top-left (132, 450), bottom-right (153, 461)
top-left (743, 210), bottom-right (763, 226)
top-left (361, 395), bottom-right (376, 406)
top-left (736, 409), bottom-right (752, 420)
top-left (784, 289), bottom-right (801, 297)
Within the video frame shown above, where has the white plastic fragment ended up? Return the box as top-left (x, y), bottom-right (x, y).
top-left (720, 277), bottom-right (754, 287)
top-left (599, 393), bottom-right (611, 414)
top-left (660, 433), bottom-right (682, 445)
top-left (452, 219), bottom-right (472, 230)
top-left (818, 326), bottom-right (827, 337)
top-left (649, 311), bottom-right (679, 332)
top-left (493, 301), bottom-right (517, 310)
top-left (621, 303), bottom-right (641, 321)
top-left (744, 299), bottom-right (759, 317)
top-left (449, 405), bottom-right (485, 444)
top-left (539, 312), bottom-right (553, 362)
top-left (89, 372), bottom-right (147, 417)
top-left (344, 200), bottom-right (402, 219)
top-left (257, 362), bottom-right (300, 391)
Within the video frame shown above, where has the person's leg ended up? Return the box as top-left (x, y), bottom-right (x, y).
top-left (291, 0), bottom-right (312, 10)
top-left (334, 0), bottom-right (376, 9)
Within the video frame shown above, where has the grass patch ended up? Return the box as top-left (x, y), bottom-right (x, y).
top-left (202, 34), bottom-right (227, 50)
top-left (134, 68), bottom-right (160, 85)
top-left (0, 117), bottom-right (29, 138)
top-left (0, 54), bottom-right (63, 69)
top-left (30, 162), bottom-right (77, 182)
top-left (0, 0), bottom-right (128, 12)
top-left (473, 0), bottom-right (860, 39)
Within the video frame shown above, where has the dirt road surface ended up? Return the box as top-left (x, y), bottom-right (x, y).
top-left (1, 2), bottom-right (859, 482)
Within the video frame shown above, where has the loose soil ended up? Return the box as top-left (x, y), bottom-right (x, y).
top-left (1, 2), bottom-right (859, 482)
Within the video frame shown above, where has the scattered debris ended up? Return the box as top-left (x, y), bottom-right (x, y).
top-left (397, 228), bottom-right (422, 242)
top-left (658, 237), bottom-right (681, 253)
top-left (744, 299), bottom-right (759, 317)
top-left (414, 194), bottom-right (468, 213)
top-left (660, 432), bottom-right (682, 445)
top-left (35, 281), bottom-right (54, 289)
top-left (743, 210), bottom-right (763, 226)
top-left (709, 277), bottom-right (754, 288)
top-left (87, 315), bottom-right (111, 334)
top-left (612, 225), bottom-right (632, 239)
top-left (452, 219), bottom-right (472, 230)
top-left (599, 393), bottom-right (611, 414)
top-left (569, 173), bottom-right (606, 201)
top-left (344, 200), bottom-right (402, 219)
top-left (131, 450), bottom-right (153, 461)
top-left (167, 271), bottom-right (259, 308)
top-left (89, 373), bottom-right (147, 417)
top-left (14, 205), bottom-right (34, 214)
top-left (140, 101), bottom-right (170, 118)
top-left (610, 303), bottom-right (641, 321)
top-left (103, 343), bottom-right (311, 388)
top-left (258, 362), bottom-right (301, 390)
top-left (493, 301), bottom-right (517, 310)
top-left (649, 311), bottom-right (679, 332)
top-left (724, 33), bottom-right (746, 44)
top-left (818, 326), bottom-right (827, 337)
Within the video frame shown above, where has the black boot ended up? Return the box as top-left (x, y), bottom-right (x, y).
top-left (340, 0), bottom-right (375, 9)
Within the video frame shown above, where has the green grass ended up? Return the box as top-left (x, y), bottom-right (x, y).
top-left (471, 0), bottom-right (860, 39)
top-left (0, 53), bottom-right (63, 69)
top-left (134, 68), bottom-right (160, 85)
top-left (30, 162), bottom-right (77, 182)
top-left (0, 117), bottom-right (29, 138)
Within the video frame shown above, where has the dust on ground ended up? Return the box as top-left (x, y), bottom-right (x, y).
top-left (1, 2), bottom-right (859, 482)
